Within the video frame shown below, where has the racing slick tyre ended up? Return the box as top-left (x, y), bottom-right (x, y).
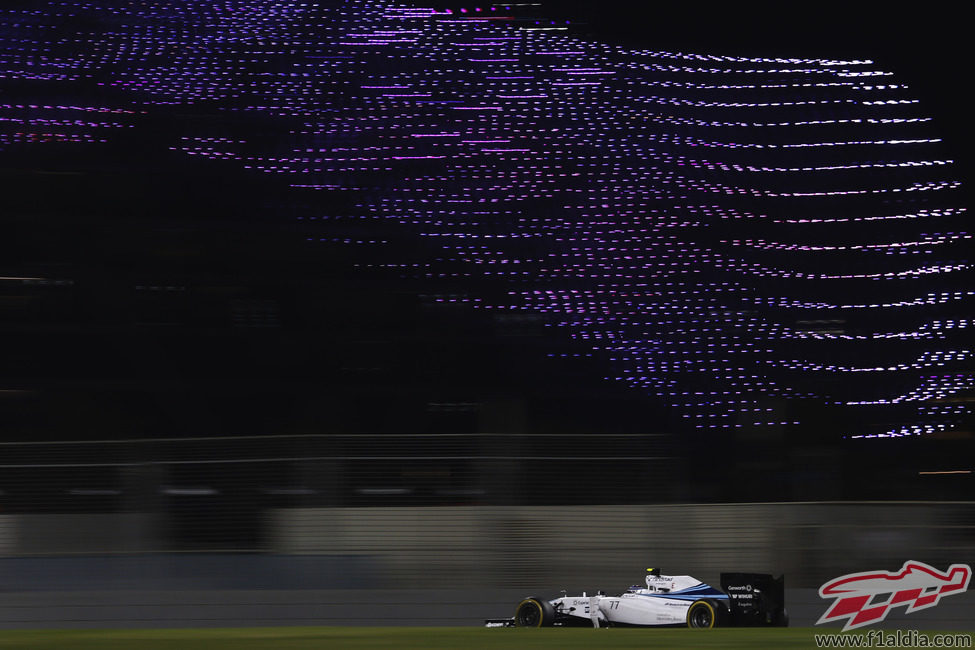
top-left (686, 599), bottom-right (719, 628)
top-left (514, 597), bottom-right (556, 628)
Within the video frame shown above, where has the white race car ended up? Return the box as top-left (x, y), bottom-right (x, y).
top-left (487, 569), bottom-right (788, 628)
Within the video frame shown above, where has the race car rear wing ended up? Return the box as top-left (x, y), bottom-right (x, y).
top-left (720, 572), bottom-right (788, 627)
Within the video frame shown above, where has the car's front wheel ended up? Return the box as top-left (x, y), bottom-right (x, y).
top-left (514, 597), bottom-right (556, 627)
top-left (686, 599), bottom-right (718, 628)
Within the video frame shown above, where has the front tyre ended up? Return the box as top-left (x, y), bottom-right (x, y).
top-left (514, 597), bottom-right (556, 628)
top-left (686, 599), bottom-right (717, 628)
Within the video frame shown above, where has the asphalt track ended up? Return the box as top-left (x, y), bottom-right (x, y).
top-left (2, 588), bottom-right (972, 630)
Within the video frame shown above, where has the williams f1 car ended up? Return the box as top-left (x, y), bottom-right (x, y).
top-left (486, 568), bottom-right (788, 628)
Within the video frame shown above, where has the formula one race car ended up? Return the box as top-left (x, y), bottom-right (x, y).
top-left (486, 568), bottom-right (788, 628)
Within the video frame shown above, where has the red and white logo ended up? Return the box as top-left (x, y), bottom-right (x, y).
top-left (817, 561), bottom-right (971, 631)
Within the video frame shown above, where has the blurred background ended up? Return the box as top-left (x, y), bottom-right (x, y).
top-left (1, 0), bottom-right (973, 629)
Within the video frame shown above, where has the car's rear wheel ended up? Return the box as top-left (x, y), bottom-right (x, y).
top-left (514, 597), bottom-right (556, 627)
top-left (686, 599), bottom-right (717, 628)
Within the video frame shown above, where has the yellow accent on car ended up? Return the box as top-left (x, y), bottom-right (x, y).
top-left (686, 600), bottom-right (716, 629)
top-left (516, 599), bottom-right (544, 628)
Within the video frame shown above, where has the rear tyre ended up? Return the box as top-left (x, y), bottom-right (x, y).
top-left (514, 597), bottom-right (556, 628)
top-left (686, 599), bottom-right (717, 628)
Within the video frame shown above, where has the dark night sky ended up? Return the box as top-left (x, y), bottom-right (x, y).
top-left (478, 1), bottom-right (972, 186)
top-left (1, 0), bottom-right (971, 500)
